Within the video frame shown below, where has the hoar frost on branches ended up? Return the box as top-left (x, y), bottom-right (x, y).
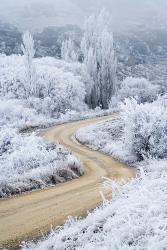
top-left (81, 9), bottom-right (117, 109)
top-left (121, 97), bottom-right (167, 160)
top-left (21, 31), bottom-right (37, 98)
top-left (0, 54), bottom-right (87, 118)
top-left (61, 38), bottom-right (78, 62)
top-left (110, 77), bottom-right (160, 108)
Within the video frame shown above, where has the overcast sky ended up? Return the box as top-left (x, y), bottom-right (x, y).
top-left (0, 0), bottom-right (167, 32)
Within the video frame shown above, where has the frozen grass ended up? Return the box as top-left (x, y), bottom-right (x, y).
top-left (76, 118), bottom-right (137, 164)
top-left (0, 98), bottom-right (48, 129)
top-left (0, 129), bottom-right (83, 198)
top-left (22, 159), bottom-right (167, 250)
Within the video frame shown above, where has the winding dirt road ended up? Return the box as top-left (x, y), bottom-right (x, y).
top-left (0, 115), bottom-right (135, 249)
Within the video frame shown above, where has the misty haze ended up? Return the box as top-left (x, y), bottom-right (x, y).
top-left (0, 1), bottom-right (167, 250)
top-left (1, 0), bottom-right (167, 31)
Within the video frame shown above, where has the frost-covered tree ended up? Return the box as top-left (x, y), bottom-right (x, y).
top-left (21, 31), bottom-right (37, 98)
top-left (81, 9), bottom-right (117, 109)
top-left (61, 38), bottom-right (78, 62)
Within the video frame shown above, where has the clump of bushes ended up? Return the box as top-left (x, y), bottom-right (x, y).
top-left (121, 97), bottom-right (167, 160)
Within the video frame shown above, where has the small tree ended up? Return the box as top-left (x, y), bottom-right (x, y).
top-left (21, 31), bottom-right (37, 98)
top-left (81, 9), bottom-right (117, 109)
top-left (61, 38), bottom-right (78, 62)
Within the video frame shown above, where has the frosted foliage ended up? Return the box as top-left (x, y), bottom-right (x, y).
top-left (121, 98), bottom-right (167, 160)
top-left (110, 77), bottom-right (160, 108)
top-left (0, 99), bottom-right (46, 129)
top-left (76, 96), bottom-right (167, 162)
top-left (75, 118), bottom-right (136, 163)
top-left (21, 31), bottom-right (35, 60)
top-left (81, 9), bottom-right (117, 109)
top-left (0, 129), bottom-right (83, 198)
top-left (0, 54), bottom-right (87, 118)
top-left (21, 31), bottom-right (37, 98)
top-left (61, 38), bottom-right (78, 62)
top-left (0, 95), bottom-right (84, 199)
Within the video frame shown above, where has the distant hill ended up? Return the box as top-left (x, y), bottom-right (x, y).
top-left (35, 25), bottom-right (82, 58)
top-left (0, 20), bottom-right (167, 88)
top-left (1, 20), bottom-right (167, 64)
top-left (0, 21), bottom-right (82, 57)
top-left (0, 21), bottom-right (22, 55)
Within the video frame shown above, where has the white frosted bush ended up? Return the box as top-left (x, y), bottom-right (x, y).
top-left (110, 77), bottom-right (160, 108)
top-left (0, 129), bottom-right (84, 198)
top-left (76, 118), bottom-right (136, 163)
top-left (121, 98), bottom-right (167, 160)
top-left (0, 99), bottom-right (46, 129)
top-left (0, 54), bottom-right (87, 118)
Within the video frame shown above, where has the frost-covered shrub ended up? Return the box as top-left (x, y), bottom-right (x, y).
top-left (0, 129), bottom-right (84, 198)
top-left (76, 96), bottom-right (167, 162)
top-left (0, 128), bottom-right (16, 156)
top-left (29, 63), bottom-right (87, 116)
top-left (0, 54), bottom-right (87, 118)
top-left (121, 98), bottom-right (167, 160)
top-left (0, 99), bottom-right (46, 129)
top-left (0, 54), bottom-right (26, 98)
top-left (76, 118), bottom-right (136, 163)
top-left (110, 77), bottom-right (160, 108)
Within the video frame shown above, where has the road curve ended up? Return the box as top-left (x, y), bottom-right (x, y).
top-left (0, 115), bottom-right (136, 249)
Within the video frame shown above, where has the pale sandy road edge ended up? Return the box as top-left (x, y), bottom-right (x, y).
top-left (0, 114), bottom-right (136, 249)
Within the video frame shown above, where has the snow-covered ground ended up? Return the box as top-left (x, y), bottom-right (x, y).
top-left (22, 98), bottom-right (167, 250)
